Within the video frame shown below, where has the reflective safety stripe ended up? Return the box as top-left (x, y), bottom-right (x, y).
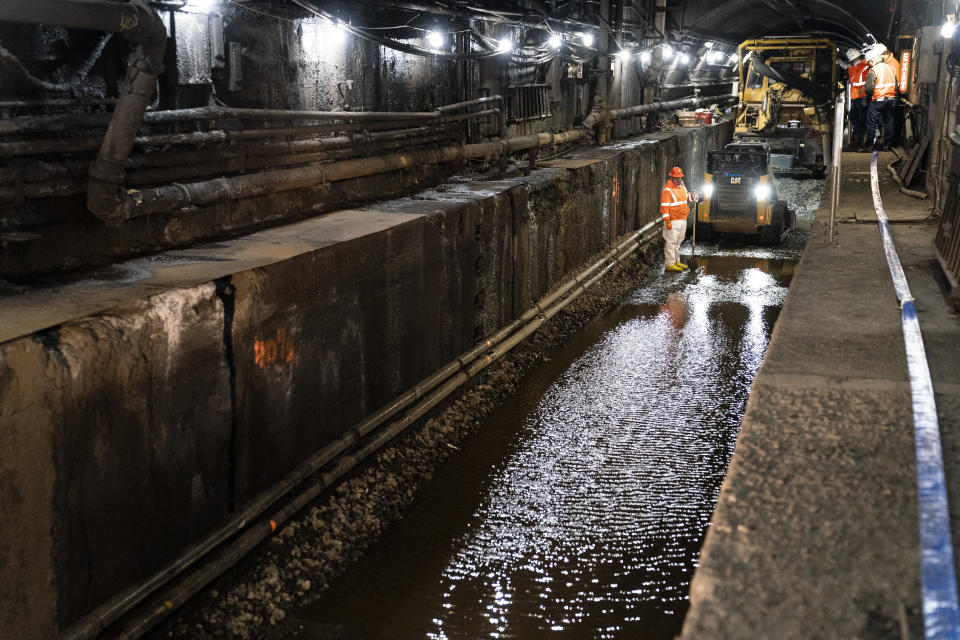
top-left (661, 181), bottom-right (690, 221)
top-left (874, 63), bottom-right (897, 99)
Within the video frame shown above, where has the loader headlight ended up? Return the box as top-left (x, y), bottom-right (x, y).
top-left (702, 182), bottom-right (714, 198)
top-left (754, 183), bottom-right (771, 200)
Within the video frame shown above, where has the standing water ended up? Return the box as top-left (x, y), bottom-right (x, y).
top-left (289, 180), bottom-right (816, 639)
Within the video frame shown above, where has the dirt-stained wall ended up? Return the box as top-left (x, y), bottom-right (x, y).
top-left (0, 120), bottom-right (731, 638)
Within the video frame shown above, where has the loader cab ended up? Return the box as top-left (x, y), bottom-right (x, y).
top-left (700, 142), bottom-right (791, 244)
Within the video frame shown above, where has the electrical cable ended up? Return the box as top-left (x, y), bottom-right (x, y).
top-left (0, 33), bottom-right (112, 94)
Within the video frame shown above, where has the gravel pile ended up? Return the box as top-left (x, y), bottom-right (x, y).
top-left (164, 237), bottom-right (663, 640)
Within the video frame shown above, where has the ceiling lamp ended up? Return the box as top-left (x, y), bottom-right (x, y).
top-left (427, 31), bottom-right (445, 49)
top-left (497, 38), bottom-right (513, 53)
top-left (548, 34), bottom-right (562, 49)
top-left (581, 32), bottom-right (595, 47)
top-left (943, 16), bottom-right (958, 38)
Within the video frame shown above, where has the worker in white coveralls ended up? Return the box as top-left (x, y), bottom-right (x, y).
top-left (660, 166), bottom-right (699, 272)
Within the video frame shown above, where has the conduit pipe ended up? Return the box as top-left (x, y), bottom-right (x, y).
top-left (38, 94), bottom-right (727, 216)
top-left (127, 131), bottom-right (586, 216)
top-left (0, 133), bottom-right (459, 203)
top-left (582, 95), bottom-right (737, 130)
top-left (100, 219), bottom-right (662, 640)
top-left (0, 116), bottom-right (488, 157)
top-left (0, 99), bottom-right (504, 136)
top-left (0, 0), bottom-right (167, 224)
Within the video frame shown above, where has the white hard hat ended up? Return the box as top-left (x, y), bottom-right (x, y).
top-left (875, 43), bottom-right (889, 54)
top-left (845, 48), bottom-right (861, 62)
top-left (866, 44), bottom-right (884, 63)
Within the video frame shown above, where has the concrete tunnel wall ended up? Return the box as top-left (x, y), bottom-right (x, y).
top-left (0, 120), bottom-right (732, 638)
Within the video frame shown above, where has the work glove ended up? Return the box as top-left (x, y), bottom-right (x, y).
top-left (665, 220), bottom-right (673, 230)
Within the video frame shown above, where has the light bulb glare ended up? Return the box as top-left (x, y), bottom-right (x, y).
top-left (663, 44), bottom-right (674, 60)
top-left (548, 34), bottom-right (562, 49)
top-left (581, 33), bottom-right (594, 47)
top-left (497, 38), bottom-right (513, 53)
top-left (185, 0), bottom-right (218, 11)
top-left (943, 19), bottom-right (957, 38)
top-left (679, 52), bottom-right (690, 64)
top-left (427, 31), bottom-right (445, 49)
top-left (639, 50), bottom-right (652, 65)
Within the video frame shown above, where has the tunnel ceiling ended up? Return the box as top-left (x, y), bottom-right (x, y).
top-left (680, 0), bottom-right (927, 48)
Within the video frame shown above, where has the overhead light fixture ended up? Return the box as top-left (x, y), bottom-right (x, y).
top-left (497, 38), bottom-right (513, 53)
top-left (639, 50), bottom-right (652, 65)
top-left (581, 32), bottom-right (595, 47)
top-left (662, 44), bottom-right (674, 60)
top-left (943, 16), bottom-right (958, 38)
top-left (548, 33), bottom-right (562, 49)
top-left (679, 52), bottom-right (690, 65)
top-left (729, 52), bottom-right (739, 65)
top-left (709, 50), bottom-right (724, 64)
top-left (616, 48), bottom-right (632, 62)
top-left (185, 0), bottom-right (218, 11)
top-left (705, 41), bottom-right (715, 49)
top-left (427, 31), bottom-right (445, 49)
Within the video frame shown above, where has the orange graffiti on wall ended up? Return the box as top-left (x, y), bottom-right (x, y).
top-left (254, 328), bottom-right (295, 368)
top-left (611, 174), bottom-right (620, 234)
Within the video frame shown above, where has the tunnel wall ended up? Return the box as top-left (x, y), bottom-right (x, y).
top-left (0, 120), bottom-right (732, 638)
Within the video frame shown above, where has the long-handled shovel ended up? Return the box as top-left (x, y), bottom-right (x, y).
top-left (691, 199), bottom-right (698, 267)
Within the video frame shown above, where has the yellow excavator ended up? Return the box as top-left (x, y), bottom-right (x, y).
top-left (734, 37), bottom-right (839, 177)
top-left (695, 38), bottom-right (838, 243)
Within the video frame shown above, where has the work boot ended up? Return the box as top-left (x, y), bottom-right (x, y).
top-left (676, 262), bottom-right (689, 269)
top-left (665, 263), bottom-right (684, 272)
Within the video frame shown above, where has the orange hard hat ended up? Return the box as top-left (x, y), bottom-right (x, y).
top-left (669, 166), bottom-right (684, 178)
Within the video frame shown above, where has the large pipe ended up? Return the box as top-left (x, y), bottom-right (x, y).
top-left (126, 130), bottom-right (587, 216)
top-left (0, 102), bottom-right (506, 136)
top-left (0, 0), bottom-right (168, 225)
top-left (0, 99), bottom-right (727, 208)
top-left (582, 94), bottom-right (737, 130)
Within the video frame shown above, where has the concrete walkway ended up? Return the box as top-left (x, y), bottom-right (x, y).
top-left (682, 153), bottom-right (960, 639)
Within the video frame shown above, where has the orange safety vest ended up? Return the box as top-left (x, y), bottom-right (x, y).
top-left (886, 55), bottom-right (901, 84)
top-left (873, 61), bottom-right (898, 100)
top-left (848, 60), bottom-right (870, 100)
top-left (660, 181), bottom-right (690, 222)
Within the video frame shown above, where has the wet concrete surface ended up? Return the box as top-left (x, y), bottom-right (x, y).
top-left (282, 245), bottom-right (799, 639)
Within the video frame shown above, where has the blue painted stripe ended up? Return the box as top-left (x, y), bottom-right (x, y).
top-left (871, 151), bottom-right (960, 639)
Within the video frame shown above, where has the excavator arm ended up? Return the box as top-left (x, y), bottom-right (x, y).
top-left (746, 52), bottom-right (834, 113)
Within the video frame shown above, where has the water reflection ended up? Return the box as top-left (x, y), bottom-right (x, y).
top-left (294, 255), bottom-right (793, 640)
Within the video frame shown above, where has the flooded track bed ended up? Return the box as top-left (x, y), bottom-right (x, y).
top-left (287, 244), bottom-right (801, 639)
